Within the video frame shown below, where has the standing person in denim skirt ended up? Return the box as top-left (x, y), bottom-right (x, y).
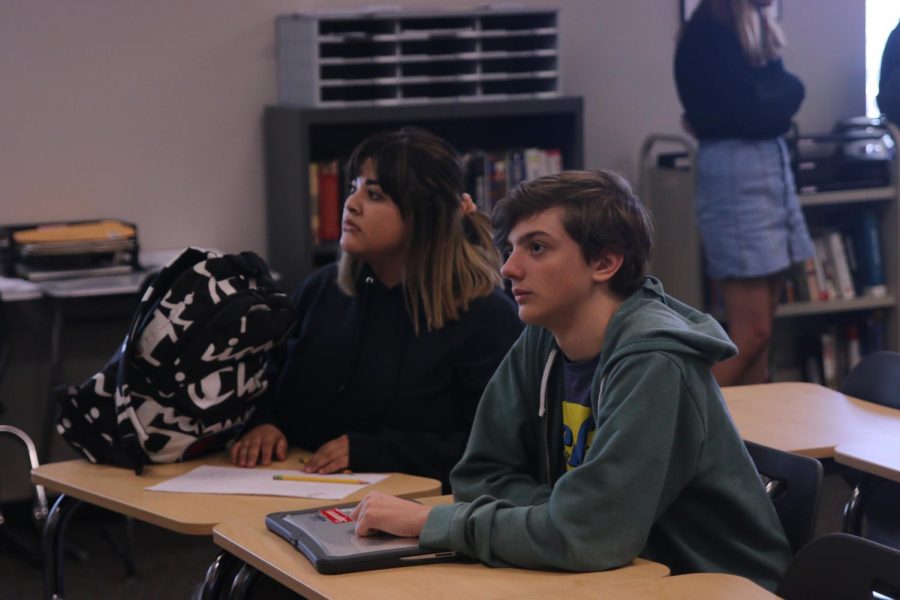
top-left (674, 0), bottom-right (814, 385)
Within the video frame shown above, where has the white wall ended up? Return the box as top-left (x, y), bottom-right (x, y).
top-left (0, 0), bottom-right (866, 258)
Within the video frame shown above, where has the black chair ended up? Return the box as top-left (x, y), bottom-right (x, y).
top-left (777, 533), bottom-right (900, 600)
top-left (745, 440), bottom-right (823, 554)
top-left (0, 425), bottom-right (49, 566)
top-left (840, 351), bottom-right (900, 548)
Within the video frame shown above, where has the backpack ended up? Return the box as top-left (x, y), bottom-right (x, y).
top-left (55, 247), bottom-right (298, 473)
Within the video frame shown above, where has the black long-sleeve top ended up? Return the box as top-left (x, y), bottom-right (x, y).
top-left (253, 263), bottom-right (523, 491)
top-left (674, 7), bottom-right (804, 139)
top-left (878, 22), bottom-right (900, 124)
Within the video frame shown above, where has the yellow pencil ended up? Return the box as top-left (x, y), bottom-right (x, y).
top-left (272, 474), bottom-right (367, 485)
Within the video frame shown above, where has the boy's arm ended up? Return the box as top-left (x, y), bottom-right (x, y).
top-left (447, 332), bottom-right (553, 506)
top-left (421, 353), bottom-right (704, 571)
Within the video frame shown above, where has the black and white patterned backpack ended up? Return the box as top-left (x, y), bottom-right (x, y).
top-left (55, 247), bottom-right (298, 473)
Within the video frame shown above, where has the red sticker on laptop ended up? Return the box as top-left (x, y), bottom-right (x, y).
top-left (320, 507), bottom-right (352, 523)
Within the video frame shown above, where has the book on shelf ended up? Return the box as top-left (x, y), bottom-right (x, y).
top-left (463, 147), bottom-right (565, 214)
top-left (317, 160), bottom-right (342, 242)
top-left (825, 231), bottom-right (855, 300)
top-left (793, 316), bottom-right (885, 389)
top-left (850, 207), bottom-right (887, 298)
top-left (308, 162), bottom-right (320, 246)
top-left (813, 237), bottom-right (838, 301)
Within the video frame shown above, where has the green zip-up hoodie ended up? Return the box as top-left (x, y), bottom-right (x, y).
top-left (420, 277), bottom-right (792, 590)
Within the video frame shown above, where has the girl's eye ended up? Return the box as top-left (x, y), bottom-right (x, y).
top-left (367, 189), bottom-right (382, 201)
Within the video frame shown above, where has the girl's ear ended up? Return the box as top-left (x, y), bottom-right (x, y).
top-left (591, 250), bottom-right (624, 284)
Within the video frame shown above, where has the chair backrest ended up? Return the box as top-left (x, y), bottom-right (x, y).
top-left (841, 351), bottom-right (900, 409)
top-left (777, 533), bottom-right (900, 600)
top-left (745, 441), bottom-right (823, 555)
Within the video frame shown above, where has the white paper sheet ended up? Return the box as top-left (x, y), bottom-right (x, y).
top-left (146, 466), bottom-right (389, 500)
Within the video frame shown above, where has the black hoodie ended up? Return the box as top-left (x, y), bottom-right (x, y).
top-left (251, 263), bottom-right (522, 491)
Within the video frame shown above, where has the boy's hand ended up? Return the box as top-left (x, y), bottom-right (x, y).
top-left (351, 491), bottom-right (433, 538)
top-left (303, 434), bottom-right (350, 473)
top-left (229, 424), bottom-right (288, 467)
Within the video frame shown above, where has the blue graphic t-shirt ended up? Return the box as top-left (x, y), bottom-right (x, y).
top-left (562, 353), bottom-right (600, 471)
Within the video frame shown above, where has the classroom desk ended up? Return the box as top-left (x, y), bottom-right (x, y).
top-left (211, 495), bottom-right (669, 600)
top-left (834, 438), bottom-right (900, 483)
top-left (722, 382), bottom-right (900, 459)
top-left (31, 449), bottom-right (441, 599)
top-left (509, 573), bottom-right (776, 599)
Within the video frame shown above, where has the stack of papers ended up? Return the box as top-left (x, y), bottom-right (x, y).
top-left (147, 466), bottom-right (388, 500)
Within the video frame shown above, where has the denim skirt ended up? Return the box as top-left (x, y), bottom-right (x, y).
top-left (695, 138), bottom-right (814, 279)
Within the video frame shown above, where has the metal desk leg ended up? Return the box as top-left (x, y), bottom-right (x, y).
top-left (228, 564), bottom-right (259, 600)
top-left (42, 493), bottom-right (82, 600)
top-left (199, 551), bottom-right (243, 600)
top-left (41, 298), bottom-right (64, 464)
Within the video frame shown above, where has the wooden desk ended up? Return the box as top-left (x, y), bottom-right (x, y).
top-left (508, 573), bottom-right (776, 599)
top-left (722, 382), bottom-right (900, 458)
top-left (835, 437), bottom-right (900, 483)
top-left (212, 499), bottom-right (669, 600)
top-left (32, 450), bottom-right (440, 598)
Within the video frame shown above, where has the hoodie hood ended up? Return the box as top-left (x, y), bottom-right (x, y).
top-left (601, 277), bottom-right (736, 370)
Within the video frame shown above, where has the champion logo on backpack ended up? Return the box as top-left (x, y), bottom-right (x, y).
top-left (56, 247), bottom-right (298, 473)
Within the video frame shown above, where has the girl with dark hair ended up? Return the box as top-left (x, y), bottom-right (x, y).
top-left (674, 0), bottom-right (814, 386)
top-left (230, 128), bottom-right (522, 491)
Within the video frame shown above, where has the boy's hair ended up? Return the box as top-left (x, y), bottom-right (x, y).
top-left (493, 169), bottom-right (654, 297)
top-left (337, 127), bottom-right (502, 332)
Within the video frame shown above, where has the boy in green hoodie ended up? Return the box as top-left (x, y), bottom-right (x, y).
top-left (351, 170), bottom-right (792, 590)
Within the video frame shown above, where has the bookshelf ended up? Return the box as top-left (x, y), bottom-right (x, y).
top-left (641, 125), bottom-right (900, 387)
top-left (263, 97), bottom-right (584, 290)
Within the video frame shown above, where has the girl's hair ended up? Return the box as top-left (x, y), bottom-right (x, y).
top-left (337, 127), bottom-right (502, 332)
top-left (700, 0), bottom-right (786, 66)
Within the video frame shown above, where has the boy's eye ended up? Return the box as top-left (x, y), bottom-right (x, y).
top-left (529, 241), bottom-right (546, 254)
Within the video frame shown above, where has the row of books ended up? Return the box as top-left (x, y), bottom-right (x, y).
top-left (795, 317), bottom-right (886, 389)
top-left (463, 148), bottom-right (563, 213)
top-left (783, 208), bottom-right (886, 304)
top-left (306, 147), bottom-right (565, 245)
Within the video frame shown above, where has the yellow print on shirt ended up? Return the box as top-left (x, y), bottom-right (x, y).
top-left (562, 400), bottom-right (595, 471)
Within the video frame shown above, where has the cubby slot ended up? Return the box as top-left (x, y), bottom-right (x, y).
top-left (399, 17), bottom-right (476, 33)
top-left (320, 85), bottom-right (398, 102)
top-left (401, 60), bottom-right (477, 77)
top-left (481, 13), bottom-right (556, 31)
top-left (482, 78), bottom-right (557, 95)
top-left (320, 41), bottom-right (396, 59)
top-left (401, 82), bottom-right (478, 98)
top-left (482, 56), bottom-right (557, 74)
top-left (319, 20), bottom-right (394, 36)
top-left (400, 38), bottom-right (477, 56)
top-left (481, 34), bottom-right (556, 53)
top-left (321, 63), bottom-right (397, 81)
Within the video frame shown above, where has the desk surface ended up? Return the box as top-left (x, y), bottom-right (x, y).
top-left (834, 437), bottom-right (900, 483)
top-left (510, 573), bottom-right (776, 599)
top-left (31, 450), bottom-right (441, 535)
top-left (213, 513), bottom-right (669, 600)
top-left (722, 382), bottom-right (900, 458)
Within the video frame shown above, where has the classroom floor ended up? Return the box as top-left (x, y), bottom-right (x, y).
top-left (0, 473), bottom-right (853, 600)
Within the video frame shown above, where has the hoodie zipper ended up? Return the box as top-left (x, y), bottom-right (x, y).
top-left (538, 348), bottom-right (607, 485)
